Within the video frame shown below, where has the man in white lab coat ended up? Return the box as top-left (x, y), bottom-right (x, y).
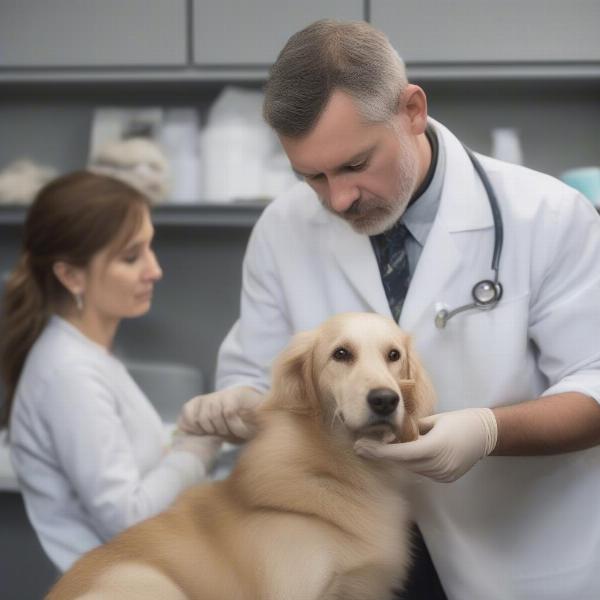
top-left (180, 20), bottom-right (600, 600)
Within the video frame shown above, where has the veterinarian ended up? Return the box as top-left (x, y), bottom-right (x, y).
top-left (0, 171), bottom-right (220, 573)
top-left (179, 19), bottom-right (600, 600)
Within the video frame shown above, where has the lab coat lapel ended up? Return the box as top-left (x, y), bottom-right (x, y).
top-left (400, 121), bottom-right (495, 331)
top-left (399, 219), bottom-right (460, 331)
top-left (327, 215), bottom-right (392, 316)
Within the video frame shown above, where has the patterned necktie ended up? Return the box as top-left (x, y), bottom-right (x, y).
top-left (376, 223), bottom-right (411, 322)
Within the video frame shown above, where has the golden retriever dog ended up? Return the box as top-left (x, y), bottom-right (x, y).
top-left (47, 312), bottom-right (435, 600)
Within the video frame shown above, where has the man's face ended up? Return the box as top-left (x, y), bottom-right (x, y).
top-left (280, 90), bottom-right (422, 236)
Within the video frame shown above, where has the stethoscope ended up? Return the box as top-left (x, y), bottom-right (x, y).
top-left (434, 146), bottom-right (504, 329)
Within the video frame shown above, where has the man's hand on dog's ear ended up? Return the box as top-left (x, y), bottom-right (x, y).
top-left (177, 385), bottom-right (266, 444)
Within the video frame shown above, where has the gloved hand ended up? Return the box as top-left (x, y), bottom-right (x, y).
top-left (177, 385), bottom-right (265, 444)
top-left (354, 408), bottom-right (498, 483)
top-left (170, 430), bottom-right (222, 473)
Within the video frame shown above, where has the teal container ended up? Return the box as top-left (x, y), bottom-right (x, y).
top-left (560, 167), bottom-right (600, 207)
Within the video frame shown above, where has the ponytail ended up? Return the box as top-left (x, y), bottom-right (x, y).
top-left (0, 170), bottom-right (150, 429)
top-left (0, 254), bottom-right (48, 427)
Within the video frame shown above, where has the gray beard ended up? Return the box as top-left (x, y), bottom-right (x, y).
top-left (319, 138), bottom-right (421, 236)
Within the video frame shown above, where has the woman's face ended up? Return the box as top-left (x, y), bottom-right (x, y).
top-left (81, 207), bottom-right (162, 324)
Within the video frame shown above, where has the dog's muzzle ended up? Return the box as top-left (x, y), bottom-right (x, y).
top-left (353, 388), bottom-right (401, 442)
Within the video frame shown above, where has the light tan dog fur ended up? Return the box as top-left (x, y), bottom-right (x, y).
top-left (47, 312), bottom-right (435, 600)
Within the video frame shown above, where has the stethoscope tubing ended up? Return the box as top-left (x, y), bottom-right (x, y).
top-left (463, 146), bottom-right (504, 277)
top-left (434, 147), bottom-right (504, 329)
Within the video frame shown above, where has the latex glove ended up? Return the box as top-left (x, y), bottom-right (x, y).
top-left (177, 385), bottom-right (265, 443)
top-left (170, 431), bottom-right (222, 473)
top-left (354, 408), bottom-right (498, 483)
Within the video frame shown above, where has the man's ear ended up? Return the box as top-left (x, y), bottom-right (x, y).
top-left (397, 84), bottom-right (428, 135)
top-left (52, 261), bottom-right (86, 296)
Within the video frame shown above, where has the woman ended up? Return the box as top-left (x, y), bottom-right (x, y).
top-left (0, 171), bottom-right (219, 572)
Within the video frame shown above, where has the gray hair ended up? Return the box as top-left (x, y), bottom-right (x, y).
top-left (263, 19), bottom-right (408, 137)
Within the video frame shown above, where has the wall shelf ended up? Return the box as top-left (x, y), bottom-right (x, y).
top-left (0, 201), bottom-right (268, 228)
top-left (152, 201), bottom-right (267, 227)
top-left (0, 68), bottom-right (270, 85)
top-left (1, 62), bottom-right (600, 87)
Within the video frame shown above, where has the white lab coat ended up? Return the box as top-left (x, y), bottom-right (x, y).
top-left (10, 316), bottom-right (208, 572)
top-left (216, 120), bottom-right (600, 599)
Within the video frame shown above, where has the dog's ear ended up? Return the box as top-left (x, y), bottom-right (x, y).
top-left (404, 336), bottom-right (436, 419)
top-left (396, 339), bottom-right (436, 442)
top-left (398, 380), bottom-right (419, 442)
top-left (264, 329), bottom-right (320, 415)
top-left (399, 338), bottom-right (436, 419)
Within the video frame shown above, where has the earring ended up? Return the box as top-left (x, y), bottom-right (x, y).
top-left (74, 293), bottom-right (84, 312)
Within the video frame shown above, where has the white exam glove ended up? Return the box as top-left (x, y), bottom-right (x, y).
top-left (354, 408), bottom-right (498, 483)
top-left (177, 385), bottom-right (265, 443)
top-left (170, 431), bottom-right (222, 473)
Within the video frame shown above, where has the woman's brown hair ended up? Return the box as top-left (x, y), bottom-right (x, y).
top-left (0, 170), bottom-right (150, 427)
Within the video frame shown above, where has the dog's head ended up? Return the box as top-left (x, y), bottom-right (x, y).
top-left (266, 312), bottom-right (435, 443)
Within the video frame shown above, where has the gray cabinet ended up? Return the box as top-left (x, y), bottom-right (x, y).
top-left (0, 0), bottom-right (187, 67)
top-left (0, 493), bottom-right (57, 599)
top-left (0, 1), bottom-right (599, 387)
top-left (193, 0), bottom-right (364, 66)
top-left (371, 0), bottom-right (600, 63)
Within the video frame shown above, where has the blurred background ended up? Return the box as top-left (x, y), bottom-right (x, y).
top-left (0, 1), bottom-right (599, 597)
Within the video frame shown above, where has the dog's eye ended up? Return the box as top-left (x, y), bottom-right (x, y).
top-left (332, 347), bottom-right (352, 362)
top-left (388, 349), bottom-right (401, 362)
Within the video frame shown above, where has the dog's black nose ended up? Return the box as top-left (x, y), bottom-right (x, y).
top-left (367, 388), bottom-right (399, 417)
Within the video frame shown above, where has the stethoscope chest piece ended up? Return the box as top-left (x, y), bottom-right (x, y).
top-left (472, 280), bottom-right (503, 307)
top-left (435, 279), bottom-right (503, 329)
